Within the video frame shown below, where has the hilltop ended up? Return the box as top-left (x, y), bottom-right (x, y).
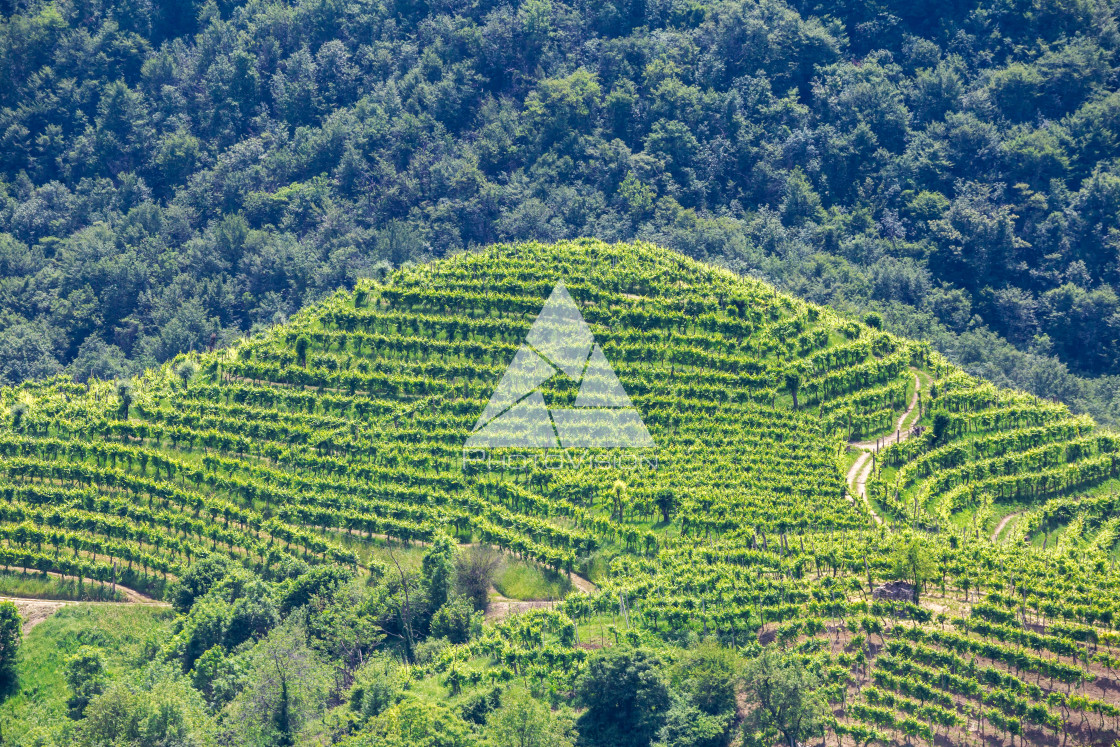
top-left (1, 240), bottom-right (1120, 746)
top-left (3, 0), bottom-right (1120, 426)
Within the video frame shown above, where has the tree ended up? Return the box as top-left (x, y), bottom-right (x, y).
top-left (456, 545), bottom-right (501, 611)
top-left (654, 695), bottom-right (731, 747)
top-left (611, 480), bottom-right (628, 523)
top-left (66, 646), bottom-right (108, 719)
top-left (784, 368), bottom-right (803, 411)
top-left (890, 533), bottom-right (936, 604)
top-left (422, 535), bottom-right (458, 614)
top-left (0, 601), bottom-right (20, 691)
top-left (671, 641), bottom-right (739, 718)
top-left (176, 360), bottom-right (198, 389)
top-left (654, 488), bottom-right (678, 525)
top-left (349, 697), bottom-right (475, 747)
top-left (430, 596), bottom-right (482, 644)
top-left (350, 654), bottom-right (402, 722)
top-left (232, 613), bottom-right (329, 747)
top-left (172, 554), bottom-right (232, 613)
top-left (116, 380), bottom-right (132, 419)
top-left (741, 648), bottom-right (828, 747)
top-left (574, 647), bottom-right (672, 747)
top-left (931, 412), bottom-right (950, 444)
top-left (8, 402), bottom-right (27, 432)
top-left (488, 685), bottom-right (575, 747)
top-left (76, 665), bottom-right (218, 747)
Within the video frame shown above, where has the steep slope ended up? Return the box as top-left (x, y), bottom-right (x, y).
top-left (2, 240), bottom-right (1120, 745)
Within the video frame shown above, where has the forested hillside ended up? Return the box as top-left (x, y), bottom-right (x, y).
top-left (2, 0), bottom-right (1120, 420)
top-left (2, 241), bottom-right (1120, 746)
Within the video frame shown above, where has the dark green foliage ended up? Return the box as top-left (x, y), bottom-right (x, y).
top-left (0, 601), bottom-right (19, 690)
top-left (429, 597), bottom-right (482, 644)
top-left (422, 536), bottom-right (458, 615)
top-left (671, 642), bottom-right (739, 719)
top-left (655, 696), bottom-right (731, 747)
top-left (172, 555), bottom-right (232, 614)
top-left (460, 686), bottom-right (502, 725)
top-left (295, 336), bottom-right (310, 368)
top-left (654, 488), bottom-right (677, 524)
top-left (932, 411), bottom-right (950, 444)
top-left (574, 647), bottom-right (672, 747)
top-left (1, 0), bottom-right (1119, 425)
top-left (350, 656), bottom-right (403, 722)
top-left (65, 646), bottom-right (108, 720)
top-left (278, 565), bottom-right (352, 616)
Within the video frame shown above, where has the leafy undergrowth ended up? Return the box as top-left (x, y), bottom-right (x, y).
top-left (0, 604), bottom-right (174, 744)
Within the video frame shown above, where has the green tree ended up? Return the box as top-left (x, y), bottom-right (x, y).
top-left (574, 647), bottom-right (672, 747)
top-left (232, 614), bottom-right (329, 747)
top-left (348, 697), bottom-right (475, 747)
top-left (783, 368), bottom-right (803, 411)
top-left (430, 596), bottom-right (482, 644)
top-left (66, 646), bottom-right (108, 719)
top-left (0, 601), bottom-right (20, 690)
top-left (116, 380), bottom-right (133, 419)
top-left (654, 695), bottom-right (730, 747)
top-left (76, 666), bottom-right (218, 747)
top-left (890, 533), bottom-right (936, 604)
top-left (350, 654), bottom-right (402, 722)
top-left (931, 411), bottom-right (950, 444)
top-left (295, 336), bottom-right (310, 368)
top-left (671, 641), bottom-right (739, 718)
top-left (176, 360), bottom-right (198, 389)
top-left (422, 535), bottom-right (458, 614)
top-left (654, 488), bottom-right (678, 524)
top-left (741, 648), bottom-right (827, 747)
top-left (488, 685), bottom-right (575, 747)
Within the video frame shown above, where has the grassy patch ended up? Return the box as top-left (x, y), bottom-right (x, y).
top-left (840, 447), bottom-right (864, 476)
top-left (0, 572), bottom-right (124, 602)
top-left (493, 561), bottom-right (572, 601)
top-left (329, 532), bottom-right (431, 572)
top-left (0, 604), bottom-right (174, 743)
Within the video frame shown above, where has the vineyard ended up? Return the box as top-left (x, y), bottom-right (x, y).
top-left (3, 239), bottom-right (1120, 746)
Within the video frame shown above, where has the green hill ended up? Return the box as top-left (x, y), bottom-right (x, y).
top-left (2, 240), bottom-right (1120, 746)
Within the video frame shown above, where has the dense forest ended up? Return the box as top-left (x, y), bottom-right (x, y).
top-left (1, 0), bottom-right (1120, 420)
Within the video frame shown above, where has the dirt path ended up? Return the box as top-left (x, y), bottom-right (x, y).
top-left (844, 371), bottom-right (922, 527)
top-left (484, 586), bottom-right (564, 622)
top-left (850, 371), bottom-right (921, 450)
top-left (0, 577), bottom-right (168, 636)
top-left (11, 570), bottom-right (166, 605)
top-left (846, 452), bottom-right (882, 525)
top-left (0, 597), bottom-right (71, 635)
top-left (991, 512), bottom-right (1022, 543)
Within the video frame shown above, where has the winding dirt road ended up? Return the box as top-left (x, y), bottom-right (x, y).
top-left (991, 512), bottom-right (1022, 543)
top-left (0, 571), bottom-right (168, 635)
top-left (843, 371), bottom-right (923, 527)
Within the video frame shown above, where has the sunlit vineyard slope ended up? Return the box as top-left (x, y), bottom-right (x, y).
top-left (3, 240), bottom-right (1120, 746)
